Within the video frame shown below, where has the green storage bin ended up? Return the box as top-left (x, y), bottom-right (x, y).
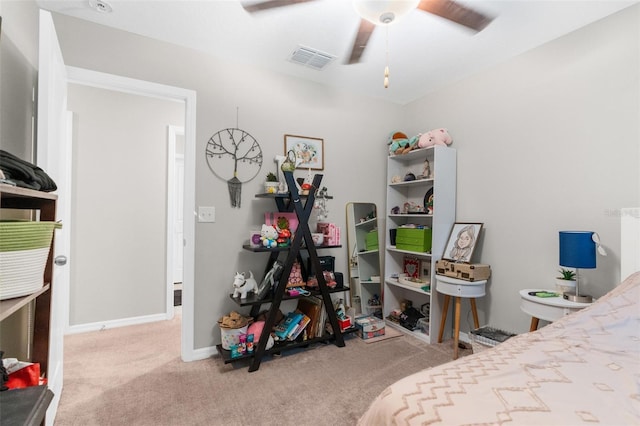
top-left (365, 230), bottom-right (378, 251)
top-left (396, 227), bottom-right (432, 253)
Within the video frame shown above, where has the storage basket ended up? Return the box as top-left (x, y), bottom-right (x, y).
top-left (220, 325), bottom-right (248, 350)
top-left (469, 326), bottom-right (516, 348)
top-left (0, 221), bottom-right (61, 300)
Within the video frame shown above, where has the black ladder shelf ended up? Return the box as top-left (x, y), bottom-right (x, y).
top-left (218, 171), bottom-right (349, 372)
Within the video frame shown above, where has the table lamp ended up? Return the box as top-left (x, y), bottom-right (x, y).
top-left (559, 231), bottom-right (606, 303)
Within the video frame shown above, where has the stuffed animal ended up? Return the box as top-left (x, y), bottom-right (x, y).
top-left (387, 131), bottom-right (409, 155)
top-left (417, 128), bottom-right (453, 148)
top-left (232, 271), bottom-right (257, 299)
top-left (260, 224), bottom-right (278, 248)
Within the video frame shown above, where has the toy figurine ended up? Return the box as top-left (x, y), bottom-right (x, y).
top-left (232, 271), bottom-right (257, 299)
top-left (260, 224), bottom-right (278, 248)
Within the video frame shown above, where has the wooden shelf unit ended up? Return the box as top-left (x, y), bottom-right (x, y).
top-left (0, 183), bottom-right (57, 421)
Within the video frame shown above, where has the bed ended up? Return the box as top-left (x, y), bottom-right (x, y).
top-left (358, 271), bottom-right (640, 425)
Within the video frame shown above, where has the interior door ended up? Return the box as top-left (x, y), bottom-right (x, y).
top-left (170, 126), bottom-right (185, 284)
top-left (37, 9), bottom-right (70, 423)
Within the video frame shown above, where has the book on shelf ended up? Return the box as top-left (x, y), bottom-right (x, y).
top-left (297, 297), bottom-right (322, 339)
top-left (316, 297), bottom-right (327, 337)
top-left (274, 311), bottom-right (303, 340)
top-left (288, 311), bottom-right (310, 341)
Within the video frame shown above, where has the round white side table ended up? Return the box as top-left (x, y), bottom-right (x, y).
top-left (519, 289), bottom-right (592, 331)
top-left (436, 275), bottom-right (487, 360)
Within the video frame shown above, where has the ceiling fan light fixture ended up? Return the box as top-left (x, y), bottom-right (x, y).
top-left (353, 0), bottom-right (420, 25)
top-left (89, 0), bottom-right (113, 14)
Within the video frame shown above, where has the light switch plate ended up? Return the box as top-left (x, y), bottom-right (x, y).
top-left (198, 206), bottom-right (215, 223)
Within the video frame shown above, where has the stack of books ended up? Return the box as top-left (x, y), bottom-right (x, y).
top-left (274, 311), bottom-right (310, 341)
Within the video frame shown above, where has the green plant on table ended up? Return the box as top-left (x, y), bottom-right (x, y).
top-left (557, 268), bottom-right (576, 280)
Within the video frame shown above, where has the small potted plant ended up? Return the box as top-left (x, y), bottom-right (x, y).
top-left (264, 172), bottom-right (279, 194)
top-left (555, 268), bottom-right (576, 293)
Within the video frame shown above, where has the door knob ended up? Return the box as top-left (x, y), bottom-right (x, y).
top-left (54, 255), bottom-right (67, 266)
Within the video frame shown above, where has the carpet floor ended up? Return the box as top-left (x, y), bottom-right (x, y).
top-left (54, 310), bottom-right (470, 426)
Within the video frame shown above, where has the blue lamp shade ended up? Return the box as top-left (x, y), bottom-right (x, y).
top-left (559, 231), bottom-right (596, 269)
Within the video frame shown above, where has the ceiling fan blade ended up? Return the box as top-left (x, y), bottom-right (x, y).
top-left (242, 0), bottom-right (317, 13)
top-left (417, 0), bottom-right (493, 32)
top-left (346, 18), bottom-right (376, 64)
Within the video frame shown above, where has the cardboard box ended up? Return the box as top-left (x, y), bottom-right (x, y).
top-left (355, 315), bottom-right (385, 340)
top-left (396, 228), bottom-right (432, 253)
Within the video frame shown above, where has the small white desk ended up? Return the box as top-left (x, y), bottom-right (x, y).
top-left (520, 289), bottom-right (592, 331)
top-left (436, 275), bottom-right (487, 360)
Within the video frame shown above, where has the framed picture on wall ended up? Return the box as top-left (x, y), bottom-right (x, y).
top-left (443, 223), bottom-right (483, 263)
top-left (284, 134), bottom-right (324, 170)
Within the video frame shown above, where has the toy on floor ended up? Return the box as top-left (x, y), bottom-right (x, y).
top-left (232, 271), bottom-right (257, 299)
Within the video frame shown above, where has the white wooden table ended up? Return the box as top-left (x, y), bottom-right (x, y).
top-left (520, 289), bottom-right (592, 331)
top-left (436, 275), bottom-right (487, 360)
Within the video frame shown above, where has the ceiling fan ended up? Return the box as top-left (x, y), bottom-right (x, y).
top-left (242, 0), bottom-right (494, 64)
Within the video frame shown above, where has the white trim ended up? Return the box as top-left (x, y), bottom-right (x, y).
top-left (166, 125), bottom-right (185, 320)
top-left (190, 345), bottom-right (219, 361)
top-left (181, 90), bottom-right (197, 362)
top-left (62, 66), bottom-right (198, 362)
top-left (66, 66), bottom-right (186, 104)
top-left (66, 313), bottom-right (169, 335)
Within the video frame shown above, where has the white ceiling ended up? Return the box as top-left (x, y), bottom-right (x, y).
top-left (37, 0), bottom-right (637, 104)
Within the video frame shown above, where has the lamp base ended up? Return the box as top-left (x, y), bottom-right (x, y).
top-left (563, 292), bottom-right (593, 303)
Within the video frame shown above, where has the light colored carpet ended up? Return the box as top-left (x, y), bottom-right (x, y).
top-left (55, 309), bottom-right (470, 425)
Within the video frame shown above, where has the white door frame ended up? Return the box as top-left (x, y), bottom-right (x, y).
top-left (37, 11), bottom-right (69, 422)
top-left (65, 66), bottom-right (198, 362)
top-left (167, 124), bottom-right (185, 316)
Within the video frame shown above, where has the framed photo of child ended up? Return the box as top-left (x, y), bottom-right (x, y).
top-left (443, 223), bottom-right (483, 263)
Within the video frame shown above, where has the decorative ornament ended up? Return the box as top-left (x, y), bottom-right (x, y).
top-left (205, 109), bottom-right (263, 207)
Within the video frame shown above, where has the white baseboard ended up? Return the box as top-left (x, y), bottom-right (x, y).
top-left (184, 345), bottom-right (218, 362)
top-left (66, 312), bottom-right (168, 335)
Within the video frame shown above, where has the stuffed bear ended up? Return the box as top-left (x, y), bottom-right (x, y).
top-left (260, 224), bottom-right (278, 248)
top-left (417, 128), bottom-right (453, 148)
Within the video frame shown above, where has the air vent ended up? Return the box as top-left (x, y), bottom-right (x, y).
top-left (289, 46), bottom-right (335, 70)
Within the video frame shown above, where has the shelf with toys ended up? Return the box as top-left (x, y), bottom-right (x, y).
top-left (384, 131), bottom-right (457, 344)
top-left (217, 171), bottom-right (352, 372)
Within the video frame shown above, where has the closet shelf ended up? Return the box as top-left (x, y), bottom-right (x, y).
top-left (0, 284), bottom-right (50, 322)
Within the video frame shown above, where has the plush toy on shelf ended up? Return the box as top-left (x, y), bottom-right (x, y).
top-left (417, 128), bottom-right (453, 148)
top-left (260, 224), bottom-right (278, 248)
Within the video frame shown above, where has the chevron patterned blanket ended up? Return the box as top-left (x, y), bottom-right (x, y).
top-left (359, 272), bottom-right (640, 425)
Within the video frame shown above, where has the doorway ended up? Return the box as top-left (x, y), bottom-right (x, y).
top-left (64, 67), bottom-right (196, 361)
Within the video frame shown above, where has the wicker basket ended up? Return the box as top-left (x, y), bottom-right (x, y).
top-left (0, 221), bottom-right (61, 300)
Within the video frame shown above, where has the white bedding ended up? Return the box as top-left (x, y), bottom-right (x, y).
top-left (358, 272), bottom-right (640, 425)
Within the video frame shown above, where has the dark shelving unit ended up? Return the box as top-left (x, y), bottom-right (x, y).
top-left (220, 171), bottom-right (349, 372)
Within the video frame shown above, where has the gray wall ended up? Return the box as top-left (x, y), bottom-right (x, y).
top-left (67, 84), bottom-right (184, 325)
top-left (50, 12), bottom-right (400, 348)
top-left (403, 5), bottom-right (639, 333)
top-left (0, 0), bottom-right (39, 161)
